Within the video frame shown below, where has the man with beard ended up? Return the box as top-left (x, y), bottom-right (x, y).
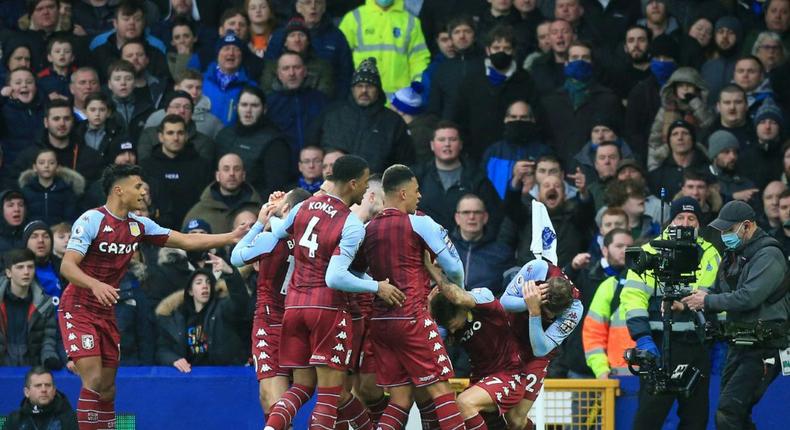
top-left (605, 25), bottom-right (652, 100)
top-left (707, 130), bottom-right (759, 204)
top-left (702, 16), bottom-right (743, 106)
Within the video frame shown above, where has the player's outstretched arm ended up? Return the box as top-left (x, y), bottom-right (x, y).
top-left (410, 215), bottom-right (465, 287)
top-left (165, 223), bottom-right (250, 251)
top-left (61, 250), bottom-right (119, 306)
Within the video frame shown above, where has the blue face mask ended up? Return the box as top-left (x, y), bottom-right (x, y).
top-left (564, 60), bottom-right (593, 82)
top-left (375, 0), bottom-right (394, 7)
top-left (649, 59), bottom-right (677, 86)
top-left (721, 223), bottom-right (744, 250)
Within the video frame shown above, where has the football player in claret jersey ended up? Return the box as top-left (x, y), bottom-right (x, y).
top-left (253, 155), bottom-right (405, 430)
top-left (353, 164), bottom-right (468, 430)
top-left (429, 262), bottom-right (528, 430)
top-left (59, 164), bottom-right (248, 430)
top-left (230, 188), bottom-right (311, 422)
top-left (500, 259), bottom-right (582, 429)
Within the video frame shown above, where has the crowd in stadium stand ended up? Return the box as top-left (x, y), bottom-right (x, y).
top-left (1, 0), bottom-right (790, 403)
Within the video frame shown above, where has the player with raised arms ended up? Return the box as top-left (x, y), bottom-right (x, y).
top-left (59, 164), bottom-right (249, 430)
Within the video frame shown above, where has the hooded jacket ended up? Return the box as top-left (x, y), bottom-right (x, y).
top-left (182, 182), bottom-right (263, 234)
top-left (139, 144), bottom-right (212, 229)
top-left (10, 134), bottom-right (104, 188)
top-left (647, 67), bottom-right (715, 170)
top-left (450, 227), bottom-right (513, 296)
top-left (4, 390), bottom-right (77, 430)
top-left (202, 63), bottom-right (258, 126)
top-left (19, 167), bottom-right (84, 226)
top-left (0, 277), bottom-right (60, 367)
top-left (155, 268), bottom-right (249, 366)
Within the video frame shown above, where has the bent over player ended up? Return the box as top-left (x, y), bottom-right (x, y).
top-left (59, 165), bottom-right (248, 430)
top-left (500, 259), bottom-right (582, 430)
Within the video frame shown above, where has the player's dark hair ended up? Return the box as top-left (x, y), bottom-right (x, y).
top-left (544, 277), bottom-right (574, 315)
top-left (286, 188), bottom-right (311, 209)
top-left (101, 164), bottom-right (143, 196)
top-left (329, 155), bottom-right (369, 183)
top-left (430, 293), bottom-right (459, 330)
top-left (24, 366), bottom-right (52, 388)
top-left (382, 164), bottom-right (415, 194)
top-left (4, 248), bottom-right (36, 268)
top-left (158, 113), bottom-right (186, 133)
top-left (603, 227), bottom-right (631, 248)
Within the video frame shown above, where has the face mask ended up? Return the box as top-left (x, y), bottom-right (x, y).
top-left (721, 222), bottom-right (744, 250)
top-left (503, 120), bottom-right (539, 143)
top-left (489, 51), bottom-right (513, 70)
top-left (564, 60), bottom-right (593, 82)
top-left (649, 59), bottom-right (677, 85)
top-left (375, 0), bottom-right (394, 7)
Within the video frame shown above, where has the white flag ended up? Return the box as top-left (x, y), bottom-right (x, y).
top-left (530, 200), bottom-right (558, 265)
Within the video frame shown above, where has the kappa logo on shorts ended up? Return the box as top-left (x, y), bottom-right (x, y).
top-left (81, 335), bottom-right (95, 350)
top-left (256, 328), bottom-right (267, 336)
top-left (441, 366), bottom-right (451, 376)
top-left (428, 330), bottom-right (438, 339)
top-left (418, 374), bottom-right (436, 382)
top-left (70, 345), bottom-right (79, 352)
top-left (336, 331), bottom-right (347, 339)
top-left (331, 356), bottom-right (341, 364)
top-left (129, 222), bottom-right (141, 237)
top-left (437, 354), bottom-right (447, 363)
top-left (424, 318), bottom-right (433, 327)
top-left (261, 364), bottom-right (272, 372)
top-left (311, 354), bottom-right (326, 361)
top-left (64, 312), bottom-right (72, 320)
top-left (338, 318), bottom-right (347, 327)
top-left (68, 333), bottom-right (76, 341)
top-left (256, 340), bottom-right (267, 348)
top-left (433, 342), bottom-right (442, 351)
top-left (333, 343), bottom-right (345, 352)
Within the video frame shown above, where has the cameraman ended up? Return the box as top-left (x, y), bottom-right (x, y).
top-left (621, 197), bottom-right (721, 430)
top-left (683, 200), bottom-right (789, 430)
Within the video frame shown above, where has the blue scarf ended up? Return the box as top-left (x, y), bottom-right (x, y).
top-left (299, 177), bottom-right (323, 193)
top-left (214, 65), bottom-right (240, 91)
top-left (486, 67), bottom-right (508, 87)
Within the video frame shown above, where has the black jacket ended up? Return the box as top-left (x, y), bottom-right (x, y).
top-left (412, 159), bottom-right (501, 232)
top-left (0, 277), bottom-right (60, 367)
top-left (155, 268), bottom-right (250, 366)
top-left (91, 33), bottom-right (170, 82)
top-left (4, 390), bottom-right (77, 430)
top-left (624, 75), bottom-right (661, 165)
top-left (19, 168), bottom-right (84, 227)
top-left (307, 95), bottom-right (414, 173)
top-left (427, 51), bottom-right (485, 120)
top-left (0, 191), bottom-right (27, 255)
top-left (139, 144), bottom-right (212, 229)
top-left (647, 148), bottom-right (709, 198)
top-left (450, 227), bottom-right (514, 297)
top-left (11, 134), bottom-right (104, 187)
top-left (74, 116), bottom-right (130, 165)
top-left (137, 121), bottom-right (215, 162)
top-left (115, 260), bottom-right (156, 365)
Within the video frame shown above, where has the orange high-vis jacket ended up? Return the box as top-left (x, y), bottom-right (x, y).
top-left (583, 275), bottom-right (635, 377)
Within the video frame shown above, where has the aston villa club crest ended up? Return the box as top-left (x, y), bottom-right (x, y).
top-left (129, 222), bottom-right (140, 237)
top-left (82, 335), bottom-right (95, 350)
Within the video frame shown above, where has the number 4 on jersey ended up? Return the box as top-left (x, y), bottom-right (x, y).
top-left (299, 216), bottom-right (320, 258)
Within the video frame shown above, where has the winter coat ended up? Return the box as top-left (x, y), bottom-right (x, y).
top-left (144, 95), bottom-right (224, 139)
top-left (740, 138), bottom-right (784, 190)
top-left (264, 18), bottom-right (354, 98)
top-left (71, 0), bottom-right (115, 37)
top-left (408, 113), bottom-right (440, 164)
top-left (4, 390), bottom-right (77, 430)
top-left (529, 54), bottom-right (566, 97)
top-left (0, 190), bottom-right (26, 255)
top-left (155, 268), bottom-right (249, 366)
top-left (143, 248), bottom-right (194, 307)
top-left (19, 167), bottom-right (84, 226)
top-left (115, 259), bottom-right (156, 365)
top-left (182, 182), bottom-right (263, 234)
top-left (139, 145), bottom-right (212, 229)
top-left (572, 138), bottom-right (635, 184)
top-left (214, 122), bottom-right (293, 197)
top-left (647, 147), bottom-right (710, 198)
top-left (427, 50), bottom-right (485, 119)
top-left (136, 122), bottom-right (215, 162)
top-left (10, 135), bottom-right (104, 189)
top-left (482, 136), bottom-right (554, 200)
top-left (260, 54), bottom-right (335, 98)
top-left (540, 82), bottom-right (623, 166)
top-left (265, 87), bottom-right (329, 159)
top-left (74, 115), bottom-right (130, 164)
top-left (647, 67), bottom-right (715, 170)
top-left (0, 95), bottom-right (45, 168)
top-left (91, 33), bottom-right (170, 82)
top-left (36, 66), bottom-right (75, 99)
top-left (109, 91), bottom-right (155, 143)
top-left (0, 277), bottom-right (60, 367)
top-left (708, 164), bottom-right (758, 204)
top-left (202, 64), bottom-right (258, 126)
top-left (412, 159), bottom-right (501, 232)
top-left (307, 95), bottom-right (414, 173)
top-left (450, 228), bottom-right (514, 296)
top-left (624, 75), bottom-right (661, 164)
top-left (701, 55), bottom-right (739, 106)
top-left (453, 66), bottom-right (537, 162)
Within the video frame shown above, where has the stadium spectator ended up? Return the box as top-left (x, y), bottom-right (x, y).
top-left (0, 191), bottom-right (28, 254)
top-left (413, 121), bottom-right (500, 231)
top-left (72, 0), bottom-right (124, 37)
top-left (605, 179), bottom-right (660, 241)
top-left (701, 16), bottom-right (744, 105)
top-left (741, 98), bottom-right (785, 188)
top-left (742, 0), bottom-right (790, 53)
top-left (68, 67), bottom-right (100, 122)
top-left (144, 69), bottom-right (225, 139)
top-left (678, 170), bottom-right (721, 227)
top-left (137, 90), bottom-right (215, 161)
top-left (0, 248), bottom-right (61, 368)
top-left (523, 20), bottom-right (553, 71)
top-left (183, 153), bottom-right (264, 234)
top-left (733, 55), bottom-right (775, 119)
top-left (1, 68), bottom-right (45, 171)
top-left (679, 16), bottom-right (716, 70)
top-left (604, 25), bottom-right (652, 101)
top-left (164, 17), bottom-right (201, 80)
top-left (476, 0), bottom-right (531, 65)
top-left (80, 140), bottom-right (139, 212)
top-left (582, 228), bottom-right (636, 378)
top-left (389, 81), bottom-right (438, 164)
top-left (19, 149), bottom-right (81, 226)
top-left (188, 7), bottom-right (266, 79)
top-left (139, 114), bottom-right (212, 229)
top-left (541, 40), bottom-right (622, 166)
top-left (214, 86), bottom-right (293, 196)
top-left (648, 119), bottom-right (708, 197)
top-left (339, 0), bottom-right (430, 98)
top-left (150, 0), bottom-right (212, 51)
top-left (202, 31), bottom-right (259, 125)
top-left (614, 158), bottom-right (666, 223)
top-left (120, 39), bottom-right (170, 108)
top-left (647, 67), bottom-right (714, 171)
top-left (637, 0), bottom-right (679, 38)
top-left (530, 19), bottom-right (576, 96)
top-left (573, 117), bottom-right (634, 187)
top-left (453, 24), bottom-right (537, 162)
top-left (36, 36), bottom-right (77, 100)
top-left (704, 84), bottom-right (756, 148)
top-left (294, 146), bottom-right (325, 193)
top-left (707, 130), bottom-right (760, 203)
top-left (106, 60), bottom-right (155, 142)
top-left (518, 154), bottom-right (579, 201)
top-left (623, 34), bottom-right (679, 164)
top-left (260, 17), bottom-right (335, 97)
top-left (75, 92), bottom-right (130, 165)
top-left (761, 180), bottom-right (787, 232)
top-left (51, 222), bottom-right (70, 260)
top-left (482, 100), bottom-right (553, 200)
top-left (115, 251), bottom-right (157, 366)
top-left (451, 194), bottom-right (513, 295)
top-left (582, 141), bottom-right (623, 212)
top-left (23, 220), bottom-right (64, 301)
top-left (264, 0), bottom-right (354, 98)
top-left (244, 0), bottom-right (276, 58)
top-left (322, 147), bottom-right (347, 179)
top-left (265, 51), bottom-right (329, 159)
top-left (775, 189), bottom-right (790, 254)
top-left (751, 31), bottom-right (787, 73)
top-left (3, 367), bottom-right (77, 429)
top-left (307, 58), bottom-right (414, 173)
top-left (586, 206), bottom-right (629, 265)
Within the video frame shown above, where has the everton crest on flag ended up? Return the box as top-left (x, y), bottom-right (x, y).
top-left (530, 200), bottom-right (558, 264)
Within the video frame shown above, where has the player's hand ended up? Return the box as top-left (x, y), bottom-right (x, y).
top-left (376, 279), bottom-right (406, 307)
top-left (256, 202), bottom-right (279, 225)
top-left (268, 191), bottom-right (286, 203)
top-left (66, 360), bottom-right (78, 374)
top-left (230, 222), bottom-right (252, 243)
top-left (207, 253), bottom-right (233, 274)
top-left (522, 281), bottom-right (543, 316)
top-left (423, 251), bottom-right (442, 284)
top-left (571, 253), bottom-right (591, 270)
top-left (427, 286), bottom-right (440, 304)
top-left (173, 358), bottom-right (192, 373)
top-left (91, 282), bottom-right (119, 306)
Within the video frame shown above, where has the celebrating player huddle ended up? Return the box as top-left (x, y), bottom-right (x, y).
top-left (230, 155), bottom-right (583, 430)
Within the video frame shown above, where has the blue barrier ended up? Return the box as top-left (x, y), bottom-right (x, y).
top-left (1, 368), bottom-right (788, 429)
